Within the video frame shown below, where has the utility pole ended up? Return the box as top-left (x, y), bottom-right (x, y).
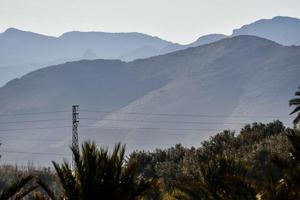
top-left (72, 105), bottom-right (79, 169)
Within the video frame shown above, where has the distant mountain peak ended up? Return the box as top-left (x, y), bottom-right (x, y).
top-left (271, 16), bottom-right (300, 21)
top-left (59, 30), bottom-right (103, 38)
top-left (2, 27), bottom-right (23, 34)
top-left (1, 27), bottom-right (55, 39)
top-left (59, 30), bottom-right (163, 39)
top-left (232, 16), bottom-right (300, 45)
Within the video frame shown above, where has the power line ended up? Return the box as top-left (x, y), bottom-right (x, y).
top-left (80, 117), bottom-right (254, 125)
top-left (1, 150), bottom-right (69, 157)
top-left (110, 126), bottom-right (228, 132)
top-left (0, 126), bottom-right (71, 133)
top-left (0, 106), bottom-right (293, 163)
top-left (0, 125), bottom-right (227, 136)
top-left (0, 109), bottom-right (292, 121)
top-left (0, 127), bottom-right (220, 137)
top-left (1, 138), bottom-right (69, 143)
top-left (0, 116), bottom-right (291, 126)
top-left (0, 118), bottom-right (70, 124)
top-left (0, 138), bottom-right (177, 146)
top-left (0, 113), bottom-right (287, 136)
top-left (84, 126), bottom-right (228, 133)
top-left (0, 117), bottom-right (287, 126)
top-left (80, 109), bottom-right (292, 119)
top-left (0, 110), bottom-right (69, 117)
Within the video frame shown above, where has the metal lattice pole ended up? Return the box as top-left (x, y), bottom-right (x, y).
top-left (72, 105), bottom-right (79, 169)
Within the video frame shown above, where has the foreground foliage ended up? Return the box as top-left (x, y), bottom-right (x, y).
top-left (0, 175), bottom-right (36, 200)
top-left (49, 142), bottom-right (156, 200)
top-left (0, 121), bottom-right (300, 200)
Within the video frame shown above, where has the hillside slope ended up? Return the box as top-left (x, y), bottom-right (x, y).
top-left (0, 36), bottom-right (299, 165)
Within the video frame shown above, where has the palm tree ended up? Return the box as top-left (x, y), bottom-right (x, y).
top-left (0, 175), bottom-right (37, 200)
top-left (289, 87), bottom-right (300, 126)
top-left (174, 155), bottom-right (255, 200)
top-left (50, 141), bottom-right (155, 200)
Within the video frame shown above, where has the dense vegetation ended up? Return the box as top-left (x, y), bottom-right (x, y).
top-left (0, 87), bottom-right (300, 199)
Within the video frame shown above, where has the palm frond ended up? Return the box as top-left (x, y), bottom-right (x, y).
top-left (290, 106), bottom-right (300, 115)
top-left (37, 179), bottom-right (58, 200)
top-left (0, 175), bottom-right (34, 200)
top-left (293, 113), bottom-right (300, 125)
top-left (15, 185), bottom-right (39, 200)
top-left (289, 98), bottom-right (300, 106)
top-left (52, 161), bottom-right (79, 200)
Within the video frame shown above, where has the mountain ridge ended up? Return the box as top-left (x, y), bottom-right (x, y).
top-left (1, 16), bottom-right (300, 87)
top-left (232, 16), bottom-right (300, 45)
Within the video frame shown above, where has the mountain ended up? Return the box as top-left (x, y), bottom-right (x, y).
top-left (0, 28), bottom-right (172, 66)
top-left (0, 35), bottom-right (299, 165)
top-left (232, 16), bottom-right (300, 45)
top-left (0, 30), bottom-right (226, 85)
top-left (0, 29), bottom-right (174, 85)
top-left (1, 16), bottom-right (300, 87)
top-left (0, 28), bottom-right (62, 66)
top-left (161, 16), bottom-right (300, 55)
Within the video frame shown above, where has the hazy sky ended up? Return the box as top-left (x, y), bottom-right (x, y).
top-left (0, 0), bottom-right (299, 44)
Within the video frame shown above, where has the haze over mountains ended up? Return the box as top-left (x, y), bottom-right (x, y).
top-left (1, 16), bottom-right (300, 86)
top-left (0, 35), bottom-right (299, 165)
